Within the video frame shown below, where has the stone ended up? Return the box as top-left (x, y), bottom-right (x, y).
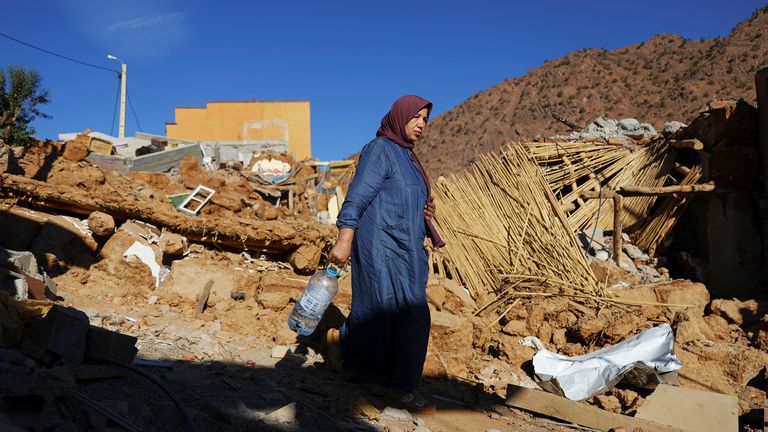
top-left (610, 388), bottom-right (639, 409)
top-left (618, 118), bottom-right (641, 131)
top-left (603, 314), bottom-right (645, 343)
top-left (441, 278), bottom-right (477, 309)
top-left (622, 244), bottom-right (647, 261)
top-left (636, 265), bottom-right (660, 278)
top-left (673, 310), bottom-right (707, 344)
top-left (265, 402), bottom-right (297, 424)
top-left (160, 232), bottom-right (187, 256)
top-left (593, 394), bottom-right (622, 413)
top-left (569, 318), bottom-right (605, 343)
top-left (594, 250), bottom-right (610, 261)
top-left (62, 140), bottom-right (89, 162)
top-left (287, 244), bottom-right (322, 274)
top-left (501, 320), bottom-right (528, 336)
top-left (617, 255), bottom-right (637, 274)
top-left (703, 315), bottom-right (730, 341)
top-left (750, 315), bottom-right (768, 350)
top-left (426, 284), bottom-right (447, 311)
top-left (257, 291), bottom-right (293, 312)
top-left (663, 121), bottom-right (687, 134)
top-left (552, 328), bottom-right (567, 348)
top-left (381, 407), bottom-right (412, 421)
top-left (594, 117), bottom-right (618, 130)
top-left (710, 298), bottom-right (760, 326)
top-left (87, 212), bottom-right (115, 237)
top-left (148, 295), bottom-right (158, 305)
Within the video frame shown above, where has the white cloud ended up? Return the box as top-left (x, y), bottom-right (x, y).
top-left (105, 10), bottom-right (189, 33)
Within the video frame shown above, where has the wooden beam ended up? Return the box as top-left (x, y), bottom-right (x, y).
top-left (0, 174), bottom-right (334, 255)
top-left (613, 194), bottom-right (623, 263)
top-left (579, 190), bottom-right (616, 200)
top-left (618, 183), bottom-right (715, 197)
top-left (505, 384), bottom-right (685, 432)
top-left (673, 163), bottom-right (691, 176)
top-left (581, 183), bottom-right (715, 200)
top-left (669, 139), bottom-right (704, 151)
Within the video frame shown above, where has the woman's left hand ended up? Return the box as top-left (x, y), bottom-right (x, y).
top-left (424, 201), bottom-right (436, 220)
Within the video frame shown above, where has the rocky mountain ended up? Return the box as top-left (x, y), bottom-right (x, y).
top-left (417, 6), bottom-right (768, 177)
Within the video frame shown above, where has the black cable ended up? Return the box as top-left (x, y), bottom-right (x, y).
top-left (126, 88), bottom-right (143, 132)
top-left (110, 76), bottom-right (121, 136)
top-left (98, 359), bottom-right (199, 432)
top-left (0, 31), bottom-right (119, 74)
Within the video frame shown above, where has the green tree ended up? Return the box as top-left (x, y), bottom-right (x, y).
top-left (0, 65), bottom-right (51, 146)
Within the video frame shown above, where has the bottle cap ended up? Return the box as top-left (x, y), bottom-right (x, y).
top-left (325, 265), bottom-right (339, 277)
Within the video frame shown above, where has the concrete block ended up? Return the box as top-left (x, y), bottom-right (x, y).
top-left (21, 305), bottom-right (89, 364)
top-left (84, 325), bottom-right (138, 364)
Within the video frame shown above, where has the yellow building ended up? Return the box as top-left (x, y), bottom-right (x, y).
top-left (165, 100), bottom-right (311, 160)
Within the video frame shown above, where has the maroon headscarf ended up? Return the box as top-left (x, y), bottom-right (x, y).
top-left (376, 95), bottom-right (445, 248)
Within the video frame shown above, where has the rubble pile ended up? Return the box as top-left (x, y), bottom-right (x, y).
top-left (0, 95), bottom-right (766, 430)
top-left (550, 116), bottom-right (679, 145)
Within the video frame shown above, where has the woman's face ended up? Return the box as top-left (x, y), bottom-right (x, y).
top-left (404, 108), bottom-right (430, 143)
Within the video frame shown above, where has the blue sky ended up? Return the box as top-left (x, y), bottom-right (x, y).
top-left (2, 1), bottom-right (766, 160)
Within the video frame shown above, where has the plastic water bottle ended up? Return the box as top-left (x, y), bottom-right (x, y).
top-left (287, 266), bottom-right (339, 336)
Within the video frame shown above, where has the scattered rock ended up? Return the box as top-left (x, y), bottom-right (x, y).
top-left (288, 244), bottom-right (322, 274)
top-left (87, 212), bottom-right (115, 237)
top-left (622, 244), bottom-right (647, 261)
top-left (381, 407), bottom-right (412, 422)
top-left (257, 291), bottom-right (295, 312)
top-left (618, 118), bottom-right (641, 131)
top-left (664, 121), bottom-right (687, 134)
top-left (593, 394), bottom-right (622, 413)
top-left (62, 141), bottom-right (88, 162)
top-left (710, 298), bottom-right (760, 326)
top-left (160, 232), bottom-right (187, 256)
top-left (617, 256), bottom-right (637, 274)
top-left (265, 402), bottom-right (296, 424)
top-left (569, 318), bottom-right (605, 343)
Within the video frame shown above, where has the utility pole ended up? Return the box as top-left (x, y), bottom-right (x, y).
top-left (107, 54), bottom-right (127, 138)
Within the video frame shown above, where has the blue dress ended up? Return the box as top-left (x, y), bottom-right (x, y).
top-left (336, 136), bottom-right (430, 391)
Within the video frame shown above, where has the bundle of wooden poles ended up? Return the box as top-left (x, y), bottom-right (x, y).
top-left (429, 144), bottom-right (599, 307)
top-left (525, 140), bottom-right (678, 233)
top-left (427, 137), bottom-right (709, 320)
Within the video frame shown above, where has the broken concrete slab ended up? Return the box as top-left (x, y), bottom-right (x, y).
top-left (635, 384), bottom-right (738, 432)
top-left (506, 384), bottom-right (684, 432)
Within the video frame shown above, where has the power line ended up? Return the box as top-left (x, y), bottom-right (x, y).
top-left (0, 31), bottom-right (119, 74)
top-left (127, 88), bottom-right (143, 132)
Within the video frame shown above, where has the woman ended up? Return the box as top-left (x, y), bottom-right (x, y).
top-left (328, 95), bottom-right (445, 412)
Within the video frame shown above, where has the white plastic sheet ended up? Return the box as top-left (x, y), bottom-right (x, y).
top-left (532, 323), bottom-right (683, 400)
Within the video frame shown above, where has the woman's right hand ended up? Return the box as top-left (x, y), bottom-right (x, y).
top-left (328, 228), bottom-right (355, 267)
